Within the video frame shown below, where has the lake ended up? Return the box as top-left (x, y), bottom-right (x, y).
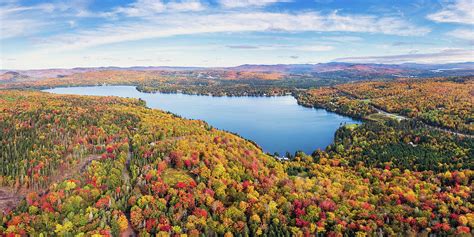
top-left (44, 86), bottom-right (359, 155)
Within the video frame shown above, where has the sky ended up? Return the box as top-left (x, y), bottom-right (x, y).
top-left (0, 0), bottom-right (473, 69)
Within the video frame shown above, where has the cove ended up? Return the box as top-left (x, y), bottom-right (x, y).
top-left (44, 86), bottom-right (359, 155)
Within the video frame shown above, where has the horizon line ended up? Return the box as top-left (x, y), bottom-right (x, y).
top-left (2, 61), bottom-right (474, 71)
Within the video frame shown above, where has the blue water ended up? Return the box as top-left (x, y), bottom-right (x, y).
top-left (44, 86), bottom-right (359, 155)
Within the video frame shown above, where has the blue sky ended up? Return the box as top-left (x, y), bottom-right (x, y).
top-left (1, 0), bottom-right (473, 69)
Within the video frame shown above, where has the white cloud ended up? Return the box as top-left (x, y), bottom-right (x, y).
top-left (36, 11), bottom-right (430, 52)
top-left (427, 0), bottom-right (474, 24)
top-left (219, 0), bottom-right (290, 8)
top-left (226, 44), bottom-right (334, 51)
top-left (113, 0), bottom-right (205, 17)
top-left (335, 49), bottom-right (474, 64)
top-left (0, 0), bottom-right (95, 39)
top-left (319, 36), bottom-right (363, 42)
top-left (114, 0), bottom-right (165, 17)
top-left (3, 0), bottom-right (453, 69)
top-left (0, 4), bottom-right (50, 39)
top-left (447, 28), bottom-right (474, 41)
top-left (167, 0), bottom-right (205, 11)
top-left (293, 45), bottom-right (334, 51)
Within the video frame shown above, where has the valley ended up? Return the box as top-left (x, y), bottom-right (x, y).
top-left (2, 0), bottom-right (474, 235)
top-left (0, 69), bottom-right (472, 236)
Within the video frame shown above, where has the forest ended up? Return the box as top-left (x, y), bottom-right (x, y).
top-left (0, 69), bottom-right (379, 97)
top-left (2, 0), bottom-right (474, 234)
top-left (296, 77), bottom-right (474, 134)
top-left (0, 88), bottom-right (472, 236)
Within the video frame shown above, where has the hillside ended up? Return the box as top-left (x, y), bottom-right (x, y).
top-left (0, 90), bottom-right (472, 236)
top-left (297, 76), bottom-right (474, 134)
top-left (2, 62), bottom-right (473, 83)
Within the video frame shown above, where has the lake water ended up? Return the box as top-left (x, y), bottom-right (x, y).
top-left (44, 86), bottom-right (359, 155)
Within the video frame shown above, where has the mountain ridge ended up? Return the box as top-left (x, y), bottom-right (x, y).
top-left (1, 62), bottom-right (473, 81)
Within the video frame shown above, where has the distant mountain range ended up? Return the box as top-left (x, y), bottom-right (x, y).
top-left (2, 62), bottom-right (473, 82)
top-left (0, 66), bottom-right (198, 78)
top-left (231, 62), bottom-right (474, 73)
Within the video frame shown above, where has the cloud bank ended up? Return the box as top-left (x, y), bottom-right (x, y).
top-left (1, 0), bottom-right (472, 69)
top-left (335, 49), bottom-right (474, 64)
top-left (39, 11), bottom-right (430, 52)
top-left (427, 0), bottom-right (474, 25)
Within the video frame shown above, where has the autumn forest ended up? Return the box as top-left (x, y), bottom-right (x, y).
top-left (0, 67), bottom-right (472, 237)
